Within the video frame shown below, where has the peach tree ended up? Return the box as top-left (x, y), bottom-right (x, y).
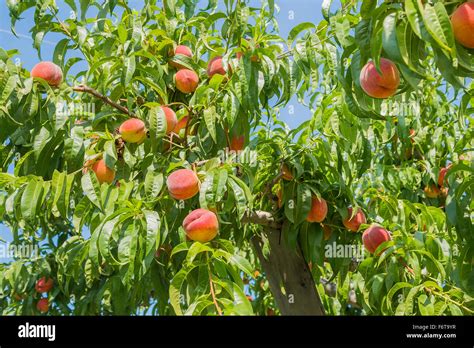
top-left (0, 0), bottom-right (472, 315)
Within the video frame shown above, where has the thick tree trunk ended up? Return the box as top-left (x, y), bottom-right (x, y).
top-left (251, 227), bottom-right (325, 316)
top-left (242, 210), bottom-right (325, 315)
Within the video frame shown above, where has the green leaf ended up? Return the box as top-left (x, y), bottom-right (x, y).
top-left (203, 107), bottom-right (217, 143)
top-left (287, 22), bottom-right (315, 45)
top-left (144, 171), bottom-right (164, 200)
top-left (148, 106), bottom-right (167, 149)
top-left (199, 171), bottom-right (216, 209)
top-left (104, 140), bottom-right (117, 169)
top-left (295, 183), bottom-right (312, 225)
top-left (420, 2), bottom-right (455, 56)
top-left (227, 176), bottom-right (247, 219)
top-left (122, 56), bottom-right (136, 86)
top-left (387, 282), bottom-right (412, 311)
top-left (20, 179), bottom-right (44, 221)
top-left (228, 254), bottom-right (253, 277)
top-left (186, 242), bottom-right (213, 264)
top-left (143, 210), bottom-right (161, 257)
top-left (169, 264), bottom-right (199, 315)
top-left (81, 171), bottom-right (103, 210)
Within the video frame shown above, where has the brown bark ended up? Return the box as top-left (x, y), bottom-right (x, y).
top-left (244, 212), bottom-right (325, 315)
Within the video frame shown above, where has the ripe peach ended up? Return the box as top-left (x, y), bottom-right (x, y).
top-left (424, 184), bottom-right (440, 198)
top-left (161, 106), bottom-right (178, 134)
top-left (35, 277), bottom-right (54, 293)
top-left (169, 45), bottom-right (193, 69)
top-left (438, 165), bottom-right (452, 187)
top-left (91, 158), bottom-right (115, 184)
top-left (362, 225), bottom-right (391, 254)
top-left (359, 58), bottom-right (400, 99)
top-left (343, 207), bottom-right (366, 232)
top-left (166, 168), bottom-right (200, 200)
top-left (119, 118), bottom-right (147, 143)
top-left (306, 196), bottom-right (328, 223)
top-left (281, 164), bottom-right (294, 181)
top-left (451, 2), bottom-right (474, 48)
top-left (31, 61), bottom-right (63, 86)
top-left (175, 69), bottom-right (199, 94)
top-left (207, 56), bottom-right (227, 77)
top-left (36, 298), bottom-right (49, 313)
top-left (182, 208), bottom-right (219, 242)
top-left (173, 115), bottom-right (189, 135)
top-left (229, 135), bottom-right (245, 151)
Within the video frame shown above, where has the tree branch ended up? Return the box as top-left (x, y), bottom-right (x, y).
top-left (241, 210), bottom-right (280, 229)
top-left (73, 84), bottom-right (135, 117)
top-left (208, 264), bottom-right (223, 316)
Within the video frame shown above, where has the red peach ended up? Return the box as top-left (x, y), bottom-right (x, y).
top-left (438, 165), bottom-right (452, 187)
top-left (451, 2), bottom-right (474, 48)
top-left (91, 158), bottom-right (115, 184)
top-left (229, 135), bottom-right (245, 151)
top-left (306, 196), bottom-right (328, 223)
top-left (36, 298), bottom-right (49, 313)
top-left (360, 58), bottom-right (400, 99)
top-left (35, 277), bottom-right (54, 293)
top-left (362, 225), bottom-right (391, 254)
top-left (161, 106), bottom-right (178, 134)
top-left (343, 207), bottom-right (367, 232)
top-left (207, 56), bottom-right (227, 77)
top-left (119, 118), bottom-right (147, 143)
top-left (166, 168), bottom-right (200, 200)
top-left (173, 115), bottom-right (189, 135)
top-left (182, 208), bottom-right (219, 242)
top-left (175, 69), bottom-right (199, 94)
top-left (169, 45), bottom-right (193, 69)
top-left (31, 61), bottom-right (63, 86)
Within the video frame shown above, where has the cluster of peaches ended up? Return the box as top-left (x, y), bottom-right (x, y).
top-left (278, 165), bottom-right (390, 255)
top-left (30, 43), bottom-right (258, 243)
top-left (26, 2), bottom-right (472, 253)
top-left (12, 276), bottom-right (54, 313)
top-left (359, 1), bottom-right (473, 99)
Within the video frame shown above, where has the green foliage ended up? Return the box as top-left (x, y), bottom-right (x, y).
top-left (0, 0), bottom-right (472, 316)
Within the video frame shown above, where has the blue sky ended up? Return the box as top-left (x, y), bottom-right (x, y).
top-left (0, 0), bottom-right (326, 249)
